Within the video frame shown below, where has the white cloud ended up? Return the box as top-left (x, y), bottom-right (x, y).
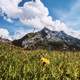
top-left (0, 28), bottom-right (12, 40)
top-left (20, 0), bottom-right (54, 29)
top-left (0, 0), bottom-right (22, 19)
top-left (0, 0), bottom-right (80, 39)
top-left (12, 29), bottom-right (31, 40)
top-left (0, 0), bottom-right (56, 29)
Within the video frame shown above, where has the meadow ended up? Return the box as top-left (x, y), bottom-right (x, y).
top-left (0, 43), bottom-right (80, 80)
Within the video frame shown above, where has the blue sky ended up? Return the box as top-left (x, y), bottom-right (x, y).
top-left (0, 0), bottom-right (80, 39)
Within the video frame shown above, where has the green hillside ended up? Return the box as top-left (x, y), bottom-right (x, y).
top-left (0, 43), bottom-right (80, 80)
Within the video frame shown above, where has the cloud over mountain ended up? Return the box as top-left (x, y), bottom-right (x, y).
top-left (0, 0), bottom-right (22, 19)
top-left (0, 0), bottom-right (80, 39)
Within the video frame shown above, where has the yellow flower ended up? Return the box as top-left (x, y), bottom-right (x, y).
top-left (41, 57), bottom-right (50, 65)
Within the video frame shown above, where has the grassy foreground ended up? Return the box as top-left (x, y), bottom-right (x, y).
top-left (0, 43), bottom-right (80, 80)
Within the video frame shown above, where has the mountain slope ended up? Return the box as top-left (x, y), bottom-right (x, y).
top-left (12, 28), bottom-right (80, 50)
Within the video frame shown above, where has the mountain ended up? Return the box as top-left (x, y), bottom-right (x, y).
top-left (0, 37), bottom-right (11, 43)
top-left (12, 27), bottom-right (80, 50)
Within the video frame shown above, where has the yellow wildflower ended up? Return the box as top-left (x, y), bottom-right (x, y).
top-left (41, 57), bottom-right (50, 65)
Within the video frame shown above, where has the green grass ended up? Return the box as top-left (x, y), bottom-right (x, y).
top-left (0, 43), bottom-right (80, 80)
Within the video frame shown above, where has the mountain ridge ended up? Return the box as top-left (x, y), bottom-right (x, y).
top-left (12, 27), bottom-right (80, 50)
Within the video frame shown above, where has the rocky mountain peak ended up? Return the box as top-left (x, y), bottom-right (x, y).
top-left (12, 28), bottom-right (80, 50)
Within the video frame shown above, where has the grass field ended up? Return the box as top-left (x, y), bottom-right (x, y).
top-left (0, 43), bottom-right (80, 80)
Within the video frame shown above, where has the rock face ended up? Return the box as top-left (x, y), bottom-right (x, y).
top-left (12, 28), bottom-right (80, 50)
